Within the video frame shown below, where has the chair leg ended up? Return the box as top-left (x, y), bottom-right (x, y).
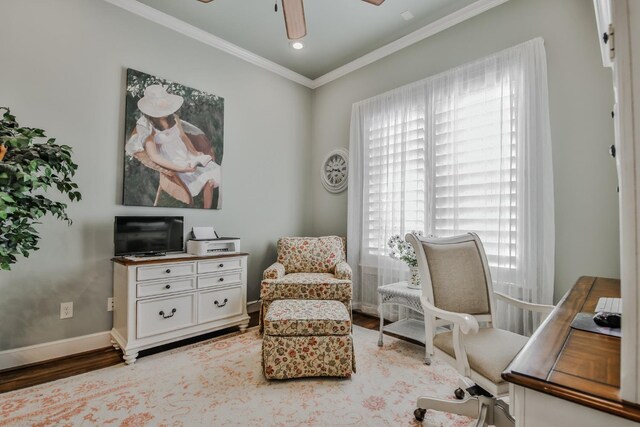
top-left (415, 396), bottom-right (480, 421)
top-left (415, 382), bottom-right (515, 427)
top-left (454, 377), bottom-right (476, 399)
top-left (492, 399), bottom-right (515, 427)
top-left (474, 403), bottom-right (488, 427)
top-left (377, 298), bottom-right (384, 347)
top-left (458, 377), bottom-right (476, 391)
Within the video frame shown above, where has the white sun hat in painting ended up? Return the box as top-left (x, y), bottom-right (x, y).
top-left (137, 85), bottom-right (184, 118)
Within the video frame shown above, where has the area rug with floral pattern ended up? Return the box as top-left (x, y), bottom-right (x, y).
top-left (0, 326), bottom-right (474, 426)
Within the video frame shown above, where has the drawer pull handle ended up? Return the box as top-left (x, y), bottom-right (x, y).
top-left (214, 299), bottom-right (228, 308)
top-left (218, 263), bottom-right (224, 268)
top-left (165, 284), bottom-right (171, 289)
top-left (218, 277), bottom-right (224, 282)
top-left (159, 308), bottom-right (177, 319)
top-left (165, 269), bottom-right (171, 274)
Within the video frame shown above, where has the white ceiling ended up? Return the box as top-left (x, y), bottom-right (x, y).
top-left (136, 0), bottom-right (479, 80)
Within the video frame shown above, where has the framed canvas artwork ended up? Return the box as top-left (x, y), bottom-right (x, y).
top-left (123, 68), bottom-right (224, 209)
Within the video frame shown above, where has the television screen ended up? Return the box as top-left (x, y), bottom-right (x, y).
top-left (114, 216), bottom-right (184, 256)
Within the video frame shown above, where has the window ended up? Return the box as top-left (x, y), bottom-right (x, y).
top-left (362, 74), bottom-right (518, 284)
top-left (350, 38), bottom-right (554, 331)
top-left (431, 74), bottom-right (518, 283)
top-left (364, 107), bottom-right (425, 257)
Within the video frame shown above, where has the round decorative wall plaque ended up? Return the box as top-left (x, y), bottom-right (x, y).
top-left (321, 148), bottom-right (349, 193)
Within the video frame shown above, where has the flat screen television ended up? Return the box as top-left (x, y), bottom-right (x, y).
top-left (114, 216), bottom-right (184, 256)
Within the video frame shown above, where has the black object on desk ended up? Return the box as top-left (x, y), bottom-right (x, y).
top-left (570, 312), bottom-right (621, 338)
top-left (593, 311), bottom-right (621, 328)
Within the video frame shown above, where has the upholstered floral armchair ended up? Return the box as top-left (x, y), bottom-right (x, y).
top-left (260, 236), bottom-right (352, 329)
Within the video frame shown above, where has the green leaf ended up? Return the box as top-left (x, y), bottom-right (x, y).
top-left (0, 194), bottom-right (14, 203)
top-left (0, 108), bottom-right (81, 269)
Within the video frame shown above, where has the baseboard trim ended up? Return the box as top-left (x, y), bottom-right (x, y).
top-left (1, 301), bottom-right (261, 370)
top-left (353, 302), bottom-right (379, 317)
top-left (247, 300), bottom-right (261, 314)
top-left (0, 331), bottom-right (112, 371)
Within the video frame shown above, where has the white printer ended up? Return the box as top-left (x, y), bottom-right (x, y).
top-left (186, 238), bottom-right (240, 255)
top-left (185, 227), bottom-right (240, 256)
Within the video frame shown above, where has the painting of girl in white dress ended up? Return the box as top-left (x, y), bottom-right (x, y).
top-left (123, 69), bottom-right (224, 209)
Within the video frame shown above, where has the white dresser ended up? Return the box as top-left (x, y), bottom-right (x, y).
top-left (111, 253), bottom-right (250, 364)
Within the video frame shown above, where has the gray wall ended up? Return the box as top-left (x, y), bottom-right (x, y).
top-left (0, 0), bottom-right (620, 352)
top-left (0, 0), bottom-right (312, 350)
top-left (309, 0), bottom-right (619, 302)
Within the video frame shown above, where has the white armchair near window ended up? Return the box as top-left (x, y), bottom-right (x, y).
top-left (406, 232), bottom-right (554, 427)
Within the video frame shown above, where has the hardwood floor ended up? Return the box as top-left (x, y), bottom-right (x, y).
top-left (0, 310), bottom-right (394, 394)
top-left (0, 347), bottom-right (123, 394)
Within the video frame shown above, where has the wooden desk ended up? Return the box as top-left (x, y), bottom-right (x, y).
top-left (503, 276), bottom-right (640, 426)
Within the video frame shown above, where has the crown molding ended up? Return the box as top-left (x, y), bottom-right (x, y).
top-left (102, 0), bottom-right (316, 88)
top-left (311, 0), bottom-right (511, 88)
top-left (103, 0), bottom-right (511, 90)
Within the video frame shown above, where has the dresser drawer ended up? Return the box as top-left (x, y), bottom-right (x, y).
top-left (137, 294), bottom-right (196, 338)
top-left (137, 277), bottom-right (196, 298)
top-left (198, 258), bottom-right (242, 274)
top-left (198, 271), bottom-right (242, 289)
top-left (136, 262), bottom-right (196, 282)
top-left (198, 286), bottom-right (243, 324)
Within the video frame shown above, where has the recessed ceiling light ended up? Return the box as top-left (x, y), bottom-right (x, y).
top-left (290, 41), bottom-right (304, 50)
top-left (401, 10), bottom-right (414, 21)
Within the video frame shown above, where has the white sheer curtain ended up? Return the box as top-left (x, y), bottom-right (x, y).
top-left (347, 38), bottom-right (554, 334)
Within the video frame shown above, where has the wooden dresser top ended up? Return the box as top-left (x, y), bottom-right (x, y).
top-left (111, 252), bottom-right (249, 266)
top-left (503, 276), bottom-right (640, 422)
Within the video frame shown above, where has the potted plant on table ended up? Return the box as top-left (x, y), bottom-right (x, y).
top-left (0, 107), bottom-right (81, 270)
top-left (387, 231), bottom-right (423, 289)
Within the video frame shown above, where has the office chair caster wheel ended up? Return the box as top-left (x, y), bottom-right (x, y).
top-left (454, 387), bottom-right (465, 400)
top-left (414, 408), bottom-right (426, 422)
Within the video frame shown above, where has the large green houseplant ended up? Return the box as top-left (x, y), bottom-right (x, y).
top-left (0, 107), bottom-right (81, 270)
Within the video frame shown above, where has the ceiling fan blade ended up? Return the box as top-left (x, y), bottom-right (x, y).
top-left (282, 0), bottom-right (307, 40)
top-left (362, 0), bottom-right (385, 5)
top-left (197, 0), bottom-right (214, 3)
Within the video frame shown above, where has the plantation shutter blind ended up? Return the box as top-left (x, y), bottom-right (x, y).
top-left (364, 106), bottom-right (425, 259)
top-left (429, 67), bottom-right (519, 286)
top-left (348, 38), bottom-right (554, 333)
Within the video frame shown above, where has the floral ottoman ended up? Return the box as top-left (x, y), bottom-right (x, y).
top-left (262, 299), bottom-right (355, 380)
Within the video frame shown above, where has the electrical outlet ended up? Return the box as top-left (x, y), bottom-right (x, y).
top-left (60, 302), bottom-right (73, 319)
top-left (107, 297), bottom-right (114, 312)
